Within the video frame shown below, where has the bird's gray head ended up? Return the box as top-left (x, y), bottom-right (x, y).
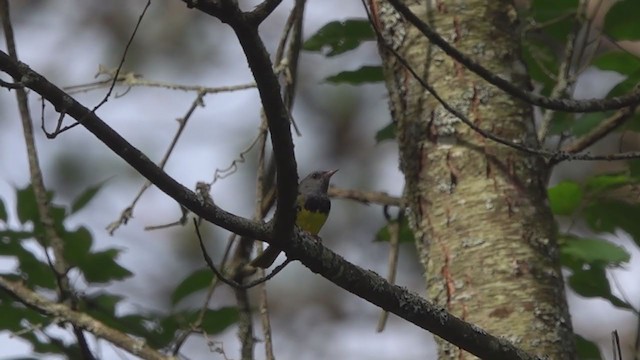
top-left (299, 169), bottom-right (338, 194)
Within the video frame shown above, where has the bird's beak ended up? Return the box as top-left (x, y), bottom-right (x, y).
top-left (325, 169), bottom-right (339, 178)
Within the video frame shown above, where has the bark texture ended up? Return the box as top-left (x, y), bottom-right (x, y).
top-left (370, 0), bottom-right (575, 358)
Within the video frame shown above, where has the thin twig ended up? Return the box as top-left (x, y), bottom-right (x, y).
top-left (376, 207), bottom-right (402, 332)
top-left (193, 220), bottom-right (290, 290)
top-left (329, 186), bottom-right (402, 207)
top-left (108, 91), bottom-right (207, 234)
top-left (246, 0), bottom-right (284, 25)
top-left (252, 117), bottom-right (277, 360)
top-left (362, 1), bottom-right (640, 162)
top-left (559, 107), bottom-right (636, 155)
top-left (64, 68), bottom-right (255, 95)
top-left (537, 0), bottom-right (586, 142)
top-left (90, 0), bottom-right (151, 114)
top-left (0, 76), bottom-right (21, 88)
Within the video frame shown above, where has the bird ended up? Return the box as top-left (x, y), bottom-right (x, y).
top-left (250, 169), bottom-right (338, 268)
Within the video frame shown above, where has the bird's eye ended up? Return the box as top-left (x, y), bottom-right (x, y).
top-left (312, 173), bottom-right (320, 179)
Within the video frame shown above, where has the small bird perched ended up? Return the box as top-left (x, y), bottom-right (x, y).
top-left (251, 169), bottom-right (338, 268)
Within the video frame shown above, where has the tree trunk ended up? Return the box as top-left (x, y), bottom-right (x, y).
top-left (370, 0), bottom-right (575, 358)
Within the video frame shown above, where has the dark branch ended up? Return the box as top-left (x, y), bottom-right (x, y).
top-left (223, 9), bottom-right (300, 253)
top-left (0, 43), bottom-right (545, 360)
top-left (246, 0), bottom-right (284, 25)
top-left (0, 50), bottom-right (270, 241)
top-left (285, 230), bottom-right (544, 360)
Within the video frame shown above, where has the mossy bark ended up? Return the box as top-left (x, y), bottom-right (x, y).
top-left (370, 0), bottom-right (575, 358)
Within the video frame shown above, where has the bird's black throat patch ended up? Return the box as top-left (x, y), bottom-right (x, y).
top-left (304, 194), bottom-right (331, 213)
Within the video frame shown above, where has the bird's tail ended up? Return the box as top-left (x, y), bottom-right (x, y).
top-left (250, 245), bottom-right (281, 268)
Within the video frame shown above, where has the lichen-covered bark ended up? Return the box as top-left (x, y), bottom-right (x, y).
top-left (370, 0), bottom-right (575, 358)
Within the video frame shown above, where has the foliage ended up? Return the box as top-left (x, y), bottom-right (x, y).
top-left (4, 0), bottom-right (640, 358)
top-left (0, 184), bottom-right (236, 357)
top-left (302, 0), bottom-right (640, 357)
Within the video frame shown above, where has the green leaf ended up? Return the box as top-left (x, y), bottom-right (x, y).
top-left (81, 292), bottom-right (150, 338)
top-left (568, 266), bottom-right (633, 310)
top-left (70, 180), bottom-right (107, 214)
top-left (630, 160), bottom-right (640, 178)
top-left (16, 185), bottom-right (39, 224)
top-left (375, 217), bottom-right (414, 243)
top-left (560, 235), bottom-right (629, 266)
top-left (375, 122), bottom-right (396, 143)
top-left (521, 40), bottom-right (557, 92)
top-left (584, 173), bottom-right (632, 194)
top-left (150, 312), bottom-right (189, 348)
top-left (606, 68), bottom-right (640, 98)
top-left (547, 112), bottom-right (575, 135)
top-left (16, 247), bottom-right (57, 289)
top-left (81, 292), bottom-right (123, 328)
top-left (0, 230), bottom-right (34, 255)
top-left (529, 0), bottom-right (579, 40)
top-left (171, 268), bottom-right (214, 306)
top-left (621, 112), bottom-right (640, 133)
top-left (79, 249), bottom-right (133, 283)
top-left (303, 19), bottom-right (374, 57)
top-left (575, 334), bottom-right (602, 360)
top-left (0, 296), bottom-right (48, 332)
top-left (200, 307), bottom-right (239, 334)
top-left (0, 197), bottom-right (7, 222)
top-left (63, 226), bottom-right (94, 266)
top-left (571, 113), bottom-right (607, 137)
top-left (584, 200), bottom-right (640, 245)
top-left (547, 181), bottom-right (582, 215)
top-left (603, 0), bottom-right (640, 40)
top-left (16, 185), bottom-right (65, 235)
top-left (325, 65), bottom-right (383, 84)
top-left (593, 51), bottom-right (640, 75)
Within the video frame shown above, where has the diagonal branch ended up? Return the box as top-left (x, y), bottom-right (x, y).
top-left (560, 107), bottom-right (637, 155)
top-left (246, 0), bottom-right (284, 25)
top-left (0, 47), bottom-right (545, 360)
top-left (0, 277), bottom-right (174, 360)
top-left (384, 0), bottom-right (640, 113)
top-left (0, 50), bottom-right (271, 241)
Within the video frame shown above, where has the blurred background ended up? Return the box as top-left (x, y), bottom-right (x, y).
top-left (0, 1), bottom-right (638, 359)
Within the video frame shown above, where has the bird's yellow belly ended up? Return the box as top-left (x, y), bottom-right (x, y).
top-left (296, 208), bottom-right (328, 235)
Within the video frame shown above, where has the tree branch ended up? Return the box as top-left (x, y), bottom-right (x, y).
top-left (560, 107), bottom-right (636, 155)
top-left (329, 186), bottom-right (403, 207)
top-left (222, 4), bottom-right (300, 254)
top-left (0, 277), bottom-right (174, 360)
top-left (384, 0), bottom-right (640, 113)
top-left (246, 0), bottom-right (284, 25)
top-left (0, 50), bottom-right (271, 242)
top-left (0, 47), bottom-right (546, 360)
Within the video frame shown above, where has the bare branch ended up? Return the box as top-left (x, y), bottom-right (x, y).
top-left (560, 107), bottom-right (636, 155)
top-left (91, 0), bottom-right (151, 114)
top-left (0, 49), bottom-right (552, 359)
top-left (361, 2), bottom-right (640, 162)
top-left (0, 50), bottom-right (271, 240)
top-left (246, 0), bottom-right (284, 25)
top-left (329, 186), bottom-right (402, 207)
top-left (536, 0), bottom-right (587, 142)
top-left (384, 0), bottom-right (640, 113)
top-left (221, 4), bottom-right (300, 255)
